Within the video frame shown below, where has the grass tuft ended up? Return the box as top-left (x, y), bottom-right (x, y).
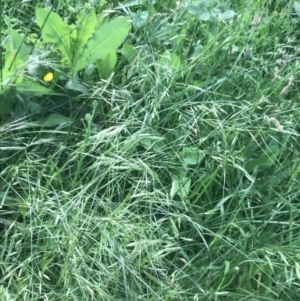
top-left (1, 0), bottom-right (300, 300)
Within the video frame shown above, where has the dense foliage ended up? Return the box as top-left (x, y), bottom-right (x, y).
top-left (1, 0), bottom-right (300, 300)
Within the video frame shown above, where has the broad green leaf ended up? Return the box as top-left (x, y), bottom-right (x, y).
top-left (179, 147), bottom-right (205, 166)
top-left (4, 30), bottom-right (28, 72)
top-left (2, 67), bottom-right (24, 85)
top-left (17, 81), bottom-right (54, 97)
top-left (35, 114), bottom-right (72, 127)
top-left (69, 24), bottom-right (77, 41)
top-left (96, 52), bottom-right (117, 80)
top-left (72, 9), bottom-right (98, 63)
top-left (36, 8), bottom-right (72, 64)
top-left (73, 16), bottom-right (131, 72)
top-left (0, 93), bottom-right (15, 114)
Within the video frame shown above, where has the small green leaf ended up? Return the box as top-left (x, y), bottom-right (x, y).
top-left (139, 135), bottom-right (165, 153)
top-left (186, 1), bottom-right (236, 22)
top-left (295, 1), bottom-right (300, 16)
top-left (0, 93), bottom-right (15, 114)
top-left (186, 3), bottom-right (212, 21)
top-left (224, 260), bottom-right (230, 275)
top-left (217, 10), bottom-right (236, 21)
top-left (65, 80), bottom-right (89, 94)
top-left (171, 171), bottom-right (191, 199)
top-left (36, 8), bottom-right (72, 64)
top-left (73, 16), bottom-right (131, 72)
top-left (35, 114), bottom-right (72, 127)
top-left (121, 43), bottom-right (137, 63)
top-left (28, 101), bottom-right (42, 113)
top-left (179, 147), bottom-right (205, 165)
top-left (245, 142), bottom-right (281, 173)
top-left (159, 51), bottom-right (181, 75)
top-left (190, 44), bottom-right (204, 59)
top-left (132, 10), bottom-right (149, 29)
top-left (96, 52), bottom-right (117, 80)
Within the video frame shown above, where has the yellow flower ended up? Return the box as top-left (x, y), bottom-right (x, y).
top-left (44, 72), bottom-right (53, 82)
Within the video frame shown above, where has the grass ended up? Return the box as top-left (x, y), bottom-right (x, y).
top-left (1, 0), bottom-right (300, 300)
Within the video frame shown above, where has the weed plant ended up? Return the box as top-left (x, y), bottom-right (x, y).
top-left (1, 0), bottom-right (300, 300)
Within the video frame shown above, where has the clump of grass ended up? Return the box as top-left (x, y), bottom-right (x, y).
top-left (1, 0), bottom-right (300, 300)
